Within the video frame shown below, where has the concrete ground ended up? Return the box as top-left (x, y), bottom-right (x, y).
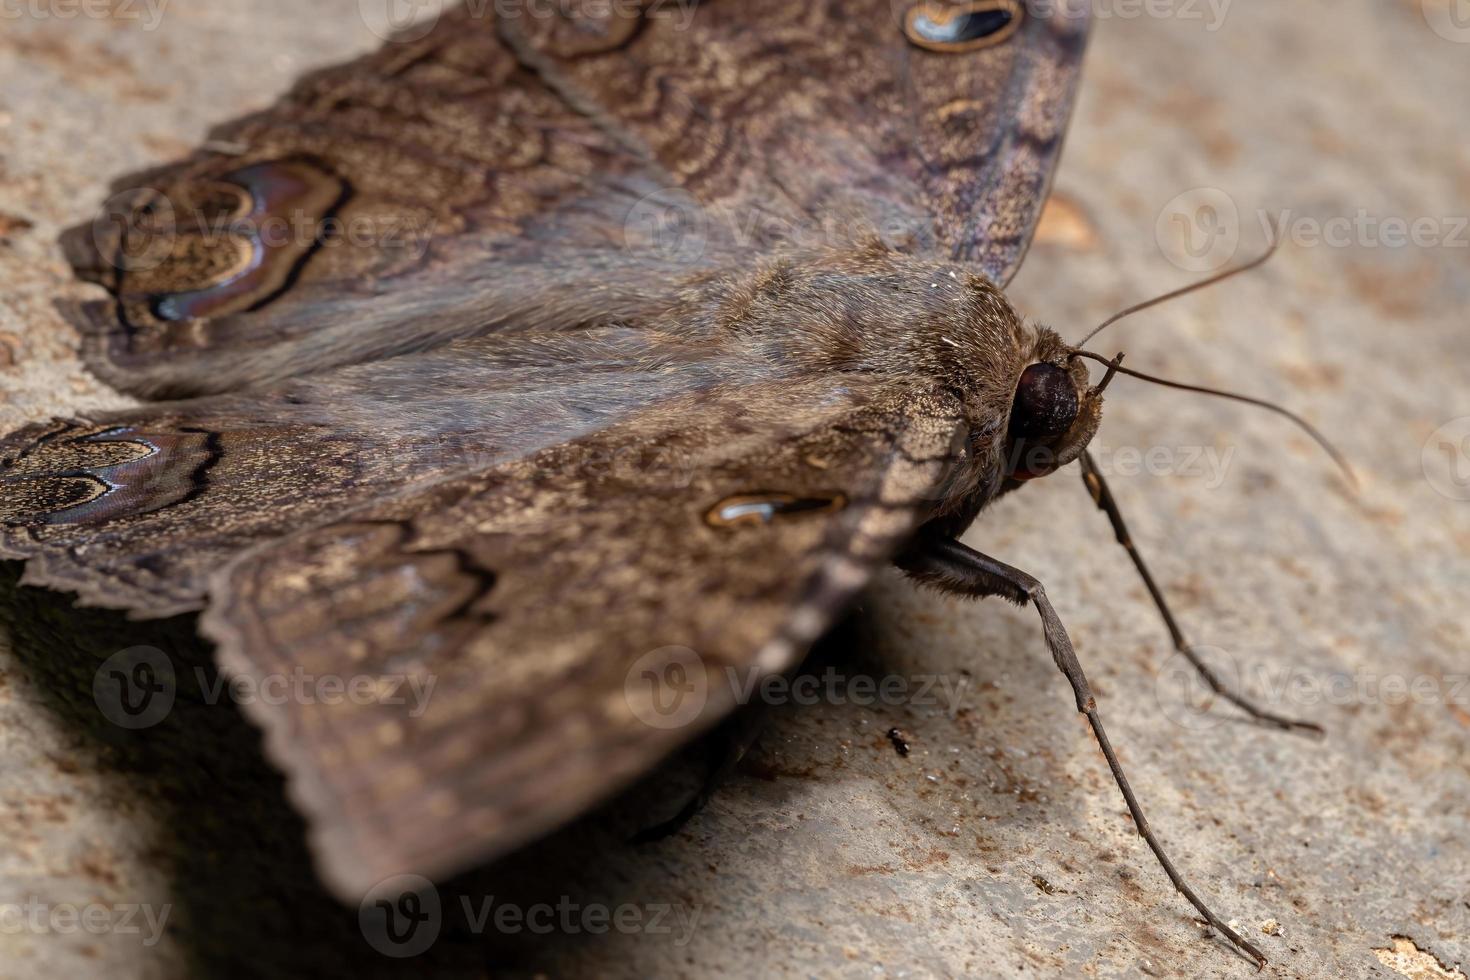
top-left (1, 1), bottom-right (1467, 978)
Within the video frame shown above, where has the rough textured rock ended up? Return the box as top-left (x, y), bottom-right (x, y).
top-left (0, 1), bottom-right (1466, 977)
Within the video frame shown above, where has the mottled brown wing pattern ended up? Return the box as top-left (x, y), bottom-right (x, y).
top-left (66, 0), bottom-right (1088, 398)
top-left (506, 0), bottom-right (1089, 281)
top-left (201, 378), bottom-right (964, 894)
top-left (0, 329), bottom-right (758, 616)
top-left (64, 6), bottom-right (677, 397)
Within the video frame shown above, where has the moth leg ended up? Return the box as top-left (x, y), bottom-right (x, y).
top-left (628, 706), bottom-right (766, 845)
top-left (896, 536), bottom-right (1268, 970)
top-left (1078, 450), bottom-right (1323, 737)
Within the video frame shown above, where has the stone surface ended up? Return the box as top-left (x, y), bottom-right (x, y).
top-left (1, 2), bottom-right (1467, 978)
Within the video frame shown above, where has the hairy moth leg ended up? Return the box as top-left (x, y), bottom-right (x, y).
top-left (897, 535), bottom-right (1268, 969)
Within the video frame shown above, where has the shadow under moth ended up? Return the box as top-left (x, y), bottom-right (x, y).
top-left (0, 0), bottom-right (1350, 968)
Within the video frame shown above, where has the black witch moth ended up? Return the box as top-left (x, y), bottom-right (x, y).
top-left (0, 0), bottom-right (1304, 966)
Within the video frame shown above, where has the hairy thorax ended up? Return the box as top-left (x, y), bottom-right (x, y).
top-left (674, 242), bottom-right (1103, 530)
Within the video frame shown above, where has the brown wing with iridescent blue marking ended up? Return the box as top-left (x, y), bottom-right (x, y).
top-left (61, 0), bottom-right (1088, 398)
top-left (0, 328), bottom-right (761, 616)
top-left (504, 0), bottom-right (1090, 279)
top-left (199, 376), bottom-right (964, 897)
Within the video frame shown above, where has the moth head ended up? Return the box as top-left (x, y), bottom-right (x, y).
top-left (1001, 329), bottom-right (1105, 484)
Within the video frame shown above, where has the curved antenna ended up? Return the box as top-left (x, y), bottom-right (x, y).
top-left (1076, 232), bottom-right (1280, 349)
top-left (1070, 349), bottom-right (1359, 492)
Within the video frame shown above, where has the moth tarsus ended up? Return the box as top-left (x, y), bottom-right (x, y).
top-left (897, 535), bottom-right (1271, 967)
top-left (1086, 703), bottom-right (1269, 970)
top-left (1079, 450), bottom-right (1326, 737)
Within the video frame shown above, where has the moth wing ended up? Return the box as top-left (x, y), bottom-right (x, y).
top-left (63, 8), bottom-right (691, 398)
top-left (507, 0), bottom-right (1091, 282)
top-left (66, 2), bottom-right (1087, 398)
top-left (0, 329), bottom-right (753, 616)
top-left (199, 376), bottom-right (965, 896)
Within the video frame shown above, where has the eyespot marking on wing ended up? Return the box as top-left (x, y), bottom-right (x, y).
top-left (0, 425), bottom-right (217, 525)
top-left (705, 492), bottom-right (848, 529)
top-left (91, 159), bottom-right (349, 327)
top-left (903, 1), bottom-right (1023, 53)
top-left (149, 160), bottom-right (349, 322)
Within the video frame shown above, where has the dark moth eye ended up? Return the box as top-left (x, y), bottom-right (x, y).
top-left (1009, 363), bottom-right (1079, 440)
top-left (903, 1), bottom-right (1022, 53)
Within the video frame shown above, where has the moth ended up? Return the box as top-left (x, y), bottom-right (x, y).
top-left (0, 0), bottom-right (1341, 968)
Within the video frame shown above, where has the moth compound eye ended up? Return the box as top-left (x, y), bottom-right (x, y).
top-left (1010, 363), bottom-right (1079, 441)
top-left (903, 1), bottom-right (1022, 53)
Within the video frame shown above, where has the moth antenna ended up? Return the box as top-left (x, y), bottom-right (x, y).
top-left (1070, 349), bottom-right (1359, 492)
top-left (1076, 229), bottom-right (1281, 348)
top-left (1092, 352), bottom-right (1125, 395)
